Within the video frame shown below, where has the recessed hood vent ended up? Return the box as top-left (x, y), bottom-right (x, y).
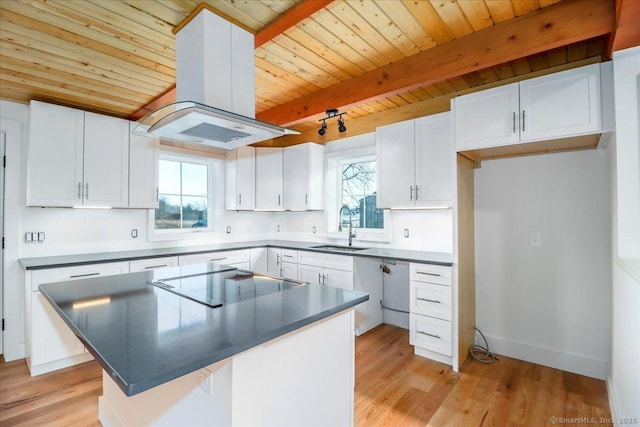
top-left (134, 101), bottom-right (297, 149)
top-left (132, 7), bottom-right (299, 149)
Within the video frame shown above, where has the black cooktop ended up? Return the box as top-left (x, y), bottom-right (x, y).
top-left (151, 267), bottom-right (306, 308)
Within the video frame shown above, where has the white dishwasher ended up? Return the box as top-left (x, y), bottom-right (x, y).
top-left (381, 260), bottom-right (410, 329)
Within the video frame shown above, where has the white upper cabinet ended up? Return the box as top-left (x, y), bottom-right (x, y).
top-left (453, 83), bottom-right (520, 150)
top-left (255, 147), bottom-right (284, 210)
top-left (454, 63), bottom-right (603, 151)
top-left (283, 143), bottom-right (324, 211)
top-left (129, 121), bottom-right (159, 208)
top-left (27, 101), bottom-right (129, 208)
top-left (377, 112), bottom-right (453, 209)
top-left (376, 119), bottom-right (415, 209)
top-left (519, 65), bottom-right (601, 142)
top-left (27, 101), bottom-right (84, 207)
top-left (226, 146), bottom-right (255, 210)
top-left (83, 112), bottom-right (129, 207)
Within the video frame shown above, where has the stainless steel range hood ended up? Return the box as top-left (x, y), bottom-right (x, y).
top-left (134, 101), bottom-right (298, 149)
top-left (132, 7), bottom-right (299, 149)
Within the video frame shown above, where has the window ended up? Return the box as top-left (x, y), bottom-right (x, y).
top-left (340, 159), bottom-right (384, 230)
top-left (155, 156), bottom-right (210, 230)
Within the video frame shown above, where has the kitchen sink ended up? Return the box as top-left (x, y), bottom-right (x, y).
top-left (310, 245), bottom-right (369, 252)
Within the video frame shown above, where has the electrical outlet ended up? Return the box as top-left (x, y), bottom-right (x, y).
top-left (37, 232), bottom-right (45, 242)
top-left (276, 224), bottom-right (280, 232)
top-left (312, 226), bottom-right (316, 234)
top-left (404, 229), bottom-right (410, 238)
top-left (226, 226), bottom-right (231, 234)
top-left (131, 229), bottom-right (138, 238)
top-left (529, 231), bottom-right (542, 246)
top-left (25, 232), bottom-right (33, 243)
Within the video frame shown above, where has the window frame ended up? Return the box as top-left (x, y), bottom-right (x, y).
top-left (147, 149), bottom-right (224, 241)
top-left (326, 147), bottom-right (391, 243)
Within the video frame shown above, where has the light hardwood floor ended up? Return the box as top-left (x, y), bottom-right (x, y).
top-left (0, 324), bottom-right (611, 426)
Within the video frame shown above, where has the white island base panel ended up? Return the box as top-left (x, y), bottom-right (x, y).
top-left (98, 310), bottom-right (355, 427)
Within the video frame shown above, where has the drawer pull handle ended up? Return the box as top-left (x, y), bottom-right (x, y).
top-left (210, 257), bottom-right (227, 262)
top-left (144, 264), bottom-right (167, 269)
top-left (417, 271), bottom-right (441, 277)
top-left (70, 272), bottom-right (100, 279)
top-left (283, 255), bottom-right (294, 258)
top-left (417, 297), bottom-right (441, 304)
top-left (418, 330), bottom-right (441, 339)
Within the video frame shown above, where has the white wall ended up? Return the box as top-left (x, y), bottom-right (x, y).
top-left (607, 47), bottom-right (640, 423)
top-left (474, 149), bottom-right (610, 380)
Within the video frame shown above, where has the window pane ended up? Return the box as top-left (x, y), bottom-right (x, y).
top-left (182, 196), bottom-right (208, 228)
top-left (341, 160), bottom-right (384, 229)
top-left (182, 162), bottom-right (208, 196)
top-left (156, 195), bottom-right (181, 229)
top-left (159, 160), bottom-right (181, 194)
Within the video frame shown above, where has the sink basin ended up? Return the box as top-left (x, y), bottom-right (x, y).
top-left (310, 245), bottom-right (369, 252)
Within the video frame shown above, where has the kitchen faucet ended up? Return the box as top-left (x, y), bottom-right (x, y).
top-left (338, 204), bottom-right (356, 246)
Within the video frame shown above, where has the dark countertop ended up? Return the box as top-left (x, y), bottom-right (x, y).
top-left (39, 263), bottom-right (369, 396)
top-left (20, 240), bottom-right (453, 270)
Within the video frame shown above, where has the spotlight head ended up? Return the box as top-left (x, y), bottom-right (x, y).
top-left (318, 120), bottom-right (327, 136)
top-left (338, 118), bottom-right (346, 133)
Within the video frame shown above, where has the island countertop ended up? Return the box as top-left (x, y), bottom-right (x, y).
top-left (38, 264), bottom-right (369, 396)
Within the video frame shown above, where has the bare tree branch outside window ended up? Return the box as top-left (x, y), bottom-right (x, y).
top-left (341, 160), bottom-right (384, 229)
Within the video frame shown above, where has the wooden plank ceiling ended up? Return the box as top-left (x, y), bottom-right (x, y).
top-left (0, 0), bottom-right (623, 144)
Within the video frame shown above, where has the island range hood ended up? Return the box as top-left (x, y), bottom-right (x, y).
top-left (133, 8), bottom-right (298, 149)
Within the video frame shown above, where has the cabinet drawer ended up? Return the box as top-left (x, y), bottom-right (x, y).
top-left (298, 251), bottom-right (353, 272)
top-left (410, 263), bottom-right (451, 286)
top-left (409, 314), bottom-right (452, 356)
top-left (129, 256), bottom-right (178, 272)
top-left (31, 261), bottom-right (129, 291)
top-left (178, 250), bottom-right (250, 266)
top-left (410, 281), bottom-right (452, 321)
top-left (281, 249), bottom-right (298, 263)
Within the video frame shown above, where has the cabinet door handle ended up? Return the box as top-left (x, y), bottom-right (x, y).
top-left (415, 185), bottom-right (419, 201)
top-left (318, 273), bottom-right (322, 284)
top-left (417, 297), bottom-right (441, 304)
top-left (322, 274), bottom-right (327, 285)
top-left (70, 272), bottom-right (100, 279)
top-left (238, 193), bottom-right (242, 206)
top-left (416, 271), bottom-right (441, 277)
top-left (522, 110), bottom-right (525, 132)
top-left (155, 188), bottom-right (159, 202)
top-left (278, 194), bottom-right (281, 206)
top-left (77, 182), bottom-right (82, 200)
top-left (276, 253), bottom-right (281, 266)
top-left (85, 183), bottom-right (89, 200)
top-left (512, 112), bottom-right (516, 133)
top-left (305, 193), bottom-right (309, 206)
top-left (417, 330), bottom-right (441, 339)
top-left (409, 185), bottom-right (413, 201)
top-left (144, 264), bottom-right (168, 270)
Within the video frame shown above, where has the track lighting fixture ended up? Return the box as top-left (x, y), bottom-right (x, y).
top-left (318, 120), bottom-right (327, 136)
top-left (318, 108), bottom-right (347, 135)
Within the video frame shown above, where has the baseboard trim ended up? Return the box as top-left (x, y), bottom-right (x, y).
top-left (606, 374), bottom-right (622, 427)
top-left (482, 334), bottom-right (606, 380)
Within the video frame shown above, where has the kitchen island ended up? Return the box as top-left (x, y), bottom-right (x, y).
top-left (39, 263), bottom-right (368, 426)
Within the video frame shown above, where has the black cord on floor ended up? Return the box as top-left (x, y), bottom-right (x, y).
top-left (469, 327), bottom-right (499, 364)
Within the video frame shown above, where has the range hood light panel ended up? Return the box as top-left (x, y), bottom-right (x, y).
top-left (133, 101), bottom-right (299, 150)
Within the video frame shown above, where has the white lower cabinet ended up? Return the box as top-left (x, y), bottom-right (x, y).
top-left (297, 251), bottom-right (354, 290)
top-left (268, 248), bottom-right (298, 279)
top-left (409, 262), bottom-right (454, 365)
top-left (129, 256), bottom-right (178, 272)
top-left (26, 261), bottom-right (130, 376)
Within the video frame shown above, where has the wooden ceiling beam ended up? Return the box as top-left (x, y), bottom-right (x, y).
top-left (255, 0), bottom-right (334, 48)
top-left (256, 0), bottom-right (615, 126)
top-left (606, 0), bottom-right (640, 56)
top-left (128, 85), bottom-right (176, 121)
